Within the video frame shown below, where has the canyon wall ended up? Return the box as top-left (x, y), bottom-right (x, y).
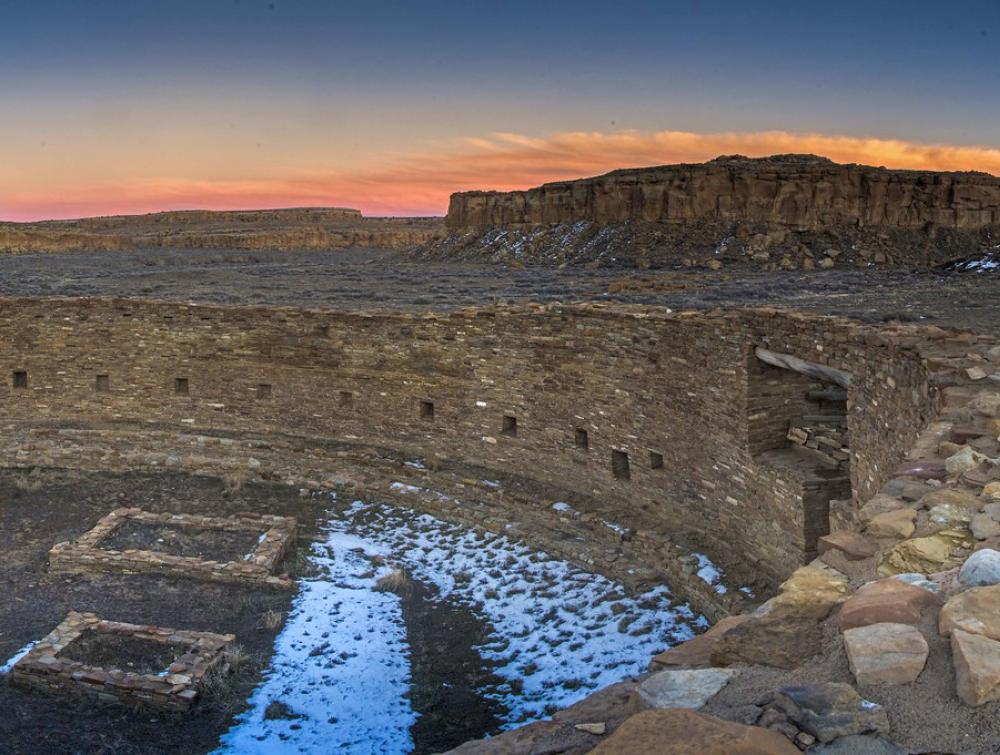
top-left (422, 155), bottom-right (1000, 268)
top-left (446, 155), bottom-right (1000, 230)
top-left (0, 298), bottom-right (934, 593)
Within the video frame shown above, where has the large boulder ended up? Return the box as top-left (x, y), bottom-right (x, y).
top-left (878, 529), bottom-right (971, 576)
top-left (894, 460), bottom-right (947, 480)
top-left (587, 709), bottom-right (799, 755)
top-left (939, 584), bottom-right (1000, 640)
top-left (650, 615), bottom-right (750, 669)
top-left (858, 495), bottom-right (906, 524)
top-left (709, 614), bottom-right (822, 670)
top-left (838, 578), bottom-right (940, 630)
top-left (711, 564), bottom-right (848, 669)
top-left (775, 563), bottom-right (852, 616)
top-left (951, 629), bottom-right (1000, 706)
top-left (945, 447), bottom-right (989, 476)
top-left (817, 531), bottom-right (878, 561)
top-left (866, 508), bottom-right (916, 539)
top-left (927, 503), bottom-right (975, 529)
top-left (773, 683), bottom-right (889, 743)
top-left (630, 668), bottom-right (738, 711)
top-left (958, 548), bottom-right (1000, 587)
top-left (917, 488), bottom-right (982, 511)
top-left (842, 623), bottom-right (929, 685)
top-left (971, 512), bottom-right (1000, 541)
top-left (969, 391), bottom-right (1000, 417)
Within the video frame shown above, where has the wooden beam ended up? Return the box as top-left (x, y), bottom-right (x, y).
top-left (754, 347), bottom-right (851, 389)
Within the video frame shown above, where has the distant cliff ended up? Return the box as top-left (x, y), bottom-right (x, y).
top-left (0, 208), bottom-right (444, 254)
top-left (421, 155), bottom-right (1000, 269)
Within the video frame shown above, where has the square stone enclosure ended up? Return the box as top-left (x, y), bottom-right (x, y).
top-left (49, 508), bottom-right (297, 588)
top-left (10, 611), bottom-right (234, 712)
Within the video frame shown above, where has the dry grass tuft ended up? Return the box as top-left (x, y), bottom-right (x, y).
top-left (374, 567), bottom-right (414, 597)
top-left (258, 609), bottom-right (285, 632)
top-left (221, 470), bottom-right (249, 496)
top-left (199, 644), bottom-right (259, 714)
top-left (11, 468), bottom-right (44, 493)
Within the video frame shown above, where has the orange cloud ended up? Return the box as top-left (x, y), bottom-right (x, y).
top-left (4, 129), bottom-right (1000, 221)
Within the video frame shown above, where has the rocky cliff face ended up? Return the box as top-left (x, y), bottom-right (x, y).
top-left (426, 155), bottom-right (1000, 269)
top-left (448, 155), bottom-right (1000, 231)
top-left (0, 209), bottom-right (444, 254)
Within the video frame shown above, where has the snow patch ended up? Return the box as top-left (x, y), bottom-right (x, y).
top-left (221, 496), bottom-right (700, 752)
top-left (0, 641), bottom-right (37, 675)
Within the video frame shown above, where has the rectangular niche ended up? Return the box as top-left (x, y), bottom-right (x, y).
top-left (174, 377), bottom-right (189, 396)
top-left (575, 428), bottom-right (589, 450)
top-left (502, 415), bottom-right (518, 437)
top-left (420, 400), bottom-right (435, 419)
top-left (10, 611), bottom-right (234, 712)
top-left (649, 450), bottom-right (664, 469)
top-left (612, 449), bottom-right (631, 480)
top-left (257, 383), bottom-right (272, 399)
top-left (49, 508), bottom-right (297, 588)
top-left (12, 370), bottom-right (27, 389)
top-left (338, 390), bottom-right (354, 408)
top-left (95, 374), bottom-right (110, 393)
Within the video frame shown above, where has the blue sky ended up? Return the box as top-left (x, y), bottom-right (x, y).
top-left (2, 0), bottom-right (999, 219)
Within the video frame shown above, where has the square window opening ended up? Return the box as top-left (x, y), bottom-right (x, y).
top-left (96, 374), bottom-right (110, 393)
top-left (13, 370), bottom-right (28, 389)
top-left (612, 449), bottom-right (631, 480)
top-left (257, 383), bottom-right (272, 399)
top-left (174, 378), bottom-right (189, 396)
top-left (575, 428), bottom-right (589, 450)
top-left (420, 400), bottom-right (435, 419)
top-left (649, 450), bottom-right (664, 470)
top-left (502, 415), bottom-right (518, 437)
top-left (338, 390), bottom-right (354, 408)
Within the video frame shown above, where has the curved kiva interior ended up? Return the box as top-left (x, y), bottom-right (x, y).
top-left (0, 297), bottom-right (937, 614)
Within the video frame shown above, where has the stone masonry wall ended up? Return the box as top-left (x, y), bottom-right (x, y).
top-left (0, 298), bottom-right (935, 584)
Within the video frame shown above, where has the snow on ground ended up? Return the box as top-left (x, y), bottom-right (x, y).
top-left (219, 494), bottom-right (701, 753)
top-left (0, 641), bottom-right (38, 675)
top-left (693, 552), bottom-right (728, 594)
top-left (949, 246), bottom-right (1000, 272)
top-left (216, 501), bottom-right (416, 754)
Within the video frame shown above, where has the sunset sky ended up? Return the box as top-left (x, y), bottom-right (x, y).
top-left (2, 0), bottom-right (1000, 221)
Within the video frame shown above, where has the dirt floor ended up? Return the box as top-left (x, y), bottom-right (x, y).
top-left (101, 521), bottom-right (265, 562)
top-left (0, 469), bottom-right (320, 755)
top-left (58, 632), bottom-right (182, 676)
top-left (0, 247), bottom-right (997, 331)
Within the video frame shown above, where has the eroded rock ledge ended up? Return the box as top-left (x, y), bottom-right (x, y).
top-left (420, 155), bottom-right (1000, 269)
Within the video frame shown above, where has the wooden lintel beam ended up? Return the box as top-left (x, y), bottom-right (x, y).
top-left (754, 347), bottom-right (851, 389)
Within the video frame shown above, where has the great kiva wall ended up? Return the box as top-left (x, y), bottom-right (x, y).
top-left (0, 297), bottom-right (933, 607)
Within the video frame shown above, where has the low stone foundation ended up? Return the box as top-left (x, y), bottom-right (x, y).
top-left (10, 611), bottom-right (234, 712)
top-left (49, 508), bottom-right (297, 588)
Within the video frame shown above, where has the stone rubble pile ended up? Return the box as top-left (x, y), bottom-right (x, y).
top-left (786, 420), bottom-right (850, 472)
